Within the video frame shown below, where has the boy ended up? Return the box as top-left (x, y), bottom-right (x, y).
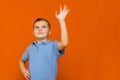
top-left (19, 4), bottom-right (70, 80)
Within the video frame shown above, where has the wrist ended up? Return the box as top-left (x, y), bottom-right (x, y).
top-left (21, 68), bottom-right (27, 73)
top-left (58, 19), bottom-right (65, 22)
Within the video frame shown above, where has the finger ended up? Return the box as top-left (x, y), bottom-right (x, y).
top-left (64, 4), bottom-right (67, 12)
top-left (27, 70), bottom-right (31, 76)
top-left (67, 9), bottom-right (70, 14)
top-left (26, 74), bottom-right (31, 80)
top-left (60, 5), bottom-right (62, 12)
top-left (27, 74), bottom-right (31, 78)
top-left (27, 76), bottom-right (30, 79)
top-left (63, 4), bottom-right (65, 11)
top-left (24, 72), bottom-right (31, 79)
top-left (25, 75), bottom-right (29, 80)
top-left (27, 72), bottom-right (31, 78)
top-left (55, 11), bottom-right (58, 15)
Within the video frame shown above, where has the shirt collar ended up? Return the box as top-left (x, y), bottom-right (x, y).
top-left (33, 40), bottom-right (51, 45)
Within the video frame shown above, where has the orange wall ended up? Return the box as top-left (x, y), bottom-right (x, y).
top-left (1, 0), bottom-right (120, 80)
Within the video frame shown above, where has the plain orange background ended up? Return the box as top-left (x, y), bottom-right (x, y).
top-left (1, 0), bottom-right (120, 80)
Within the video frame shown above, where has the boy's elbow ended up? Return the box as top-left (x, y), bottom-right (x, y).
top-left (58, 41), bottom-right (69, 50)
top-left (62, 41), bottom-right (69, 47)
top-left (19, 59), bottom-right (25, 64)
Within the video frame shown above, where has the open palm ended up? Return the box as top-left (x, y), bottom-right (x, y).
top-left (55, 4), bottom-right (70, 21)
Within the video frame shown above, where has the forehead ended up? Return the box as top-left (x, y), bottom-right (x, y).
top-left (34, 20), bottom-right (48, 26)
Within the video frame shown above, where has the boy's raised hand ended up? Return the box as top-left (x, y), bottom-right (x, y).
top-left (55, 4), bottom-right (70, 21)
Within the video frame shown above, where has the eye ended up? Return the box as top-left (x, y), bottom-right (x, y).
top-left (42, 25), bottom-right (46, 28)
top-left (34, 26), bottom-right (39, 29)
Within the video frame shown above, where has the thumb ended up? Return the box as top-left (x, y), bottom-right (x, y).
top-left (55, 11), bottom-right (58, 15)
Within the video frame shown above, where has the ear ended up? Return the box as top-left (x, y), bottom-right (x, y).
top-left (32, 32), bottom-right (35, 36)
top-left (49, 30), bottom-right (51, 35)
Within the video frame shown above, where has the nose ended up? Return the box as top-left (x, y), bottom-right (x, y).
top-left (38, 27), bottom-right (42, 31)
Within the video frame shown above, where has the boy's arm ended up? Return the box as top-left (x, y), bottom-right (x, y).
top-left (19, 59), bottom-right (31, 80)
top-left (55, 4), bottom-right (70, 50)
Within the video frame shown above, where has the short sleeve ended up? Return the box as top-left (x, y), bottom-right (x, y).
top-left (21, 47), bottom-right (29, 62)
top-left (53, 41), bottom-right (65, 56)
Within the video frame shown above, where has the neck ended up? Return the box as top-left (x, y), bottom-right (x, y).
top-left (35, 38), bottom-right (48, 44)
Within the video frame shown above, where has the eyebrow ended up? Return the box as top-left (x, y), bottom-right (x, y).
top-left (34, 25), bottom-right (48, 28)
top-left (34, 26), bottom-right (39, 28)
top-left (41, 25), bottom-right (46, 27)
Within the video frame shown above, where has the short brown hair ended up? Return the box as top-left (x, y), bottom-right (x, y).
top-left (33, 18), bottom-right (51, 29)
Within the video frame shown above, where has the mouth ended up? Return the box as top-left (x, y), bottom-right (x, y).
top-left (37, 32), bottom-right (43, 34)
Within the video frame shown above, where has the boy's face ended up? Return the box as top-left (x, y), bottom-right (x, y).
top-left (33, 20), bottom-right (51, 39)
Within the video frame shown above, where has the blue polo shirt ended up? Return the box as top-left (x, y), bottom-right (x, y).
top-left (21, 40), bottom-right (64, 80)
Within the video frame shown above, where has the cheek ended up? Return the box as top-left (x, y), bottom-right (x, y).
top-left (33, 30), bottom-right (37, 33)
top-left (44, 29), bottom-right (49, 33)
top-left (33, 31), bottom-right (38, 36)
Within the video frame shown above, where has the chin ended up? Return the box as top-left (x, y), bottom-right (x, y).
top-left (35, 36), bottom-right (46, 39)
